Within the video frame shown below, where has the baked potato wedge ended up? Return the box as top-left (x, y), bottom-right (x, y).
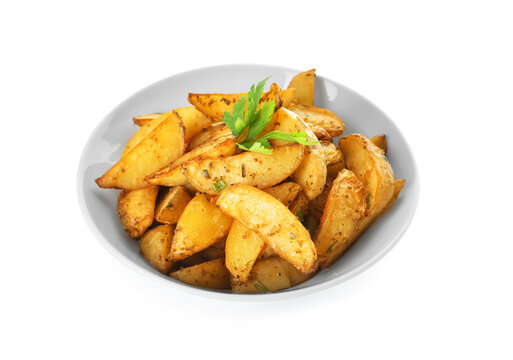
top-left (122, 112), bottom-right (170, 158)
top-left (133, 113), bottom-right (163, 127)
top-left (307, 123), bottom-right (331, 141)
top-left (96, 111), bottom-right (186, 189)
top-left (231, 256), bottom-right (312, 293)
top-left (170, 193), bottom-right (232, 261)
top-left (146, 134), bottom-right (237, 187)
top-left (308, 176), bottom-right (334, 222)
top-left (118, 186), bottom-right (159, 238)
top-left (263, 181), bottom-right (302, 207)
top-left (289, 191), bottom-right (309, 221)
top-left (188, 83), bottom-right (284, 121)
top-left (170, 258), bottom-right (230, 289)
top-left (287, 69), bottom-right (315, 106)
top-left (217, 185), bottom-right (317, 274)
top-left (187, 123), bottom-right (230, 150)
top-left (314, 169), bottom-right (367, 267)
top-left (154, 186), bottom-right (192, 224)
top-left (370, 134), bottom-right (387, 153)
top-left (288, 103), bottom-right (345, 137)
top-left (272, 108), bottom-right (326, 199)
top-left (182, 143), bottom-right (305, 195)
top-left (326, 160), bottom-right (345, 178)
top-left (281, 88), bottom-right (295, 108)
top-left (320, 141), bottom-right (343, 166)
top-left (339, 134), bottom-right (394, 215)
top-left (140, 224), bottom-right (174, 273)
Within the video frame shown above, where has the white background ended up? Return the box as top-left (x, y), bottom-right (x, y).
top-left (1, 1), bottom-right (512, 359)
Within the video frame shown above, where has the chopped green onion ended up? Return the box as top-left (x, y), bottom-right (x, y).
top-left (326, 240), bottom-right (339, 254)
top-left (212, 179), bottom-right (227, 192)
top-left (254, 280), bottom-right (270, 292)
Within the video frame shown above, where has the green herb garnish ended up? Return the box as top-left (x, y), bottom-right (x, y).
top-left (326, 240), bottom-right (339, 254)
top-left (221, 77), bottom-right (319, 154)
top-left (297, 206), bottom-right (304, 222)
top-left (254, 280), bottom-right (270, 292)
top-left (212, 179), bottom-right (227, 192)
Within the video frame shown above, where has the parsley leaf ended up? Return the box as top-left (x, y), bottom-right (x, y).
top-left (222, 96), bottom-right (246, 136)
top-left (238, 130), bottom-right (319, 154)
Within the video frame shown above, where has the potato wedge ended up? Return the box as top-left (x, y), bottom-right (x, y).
top-left (339, 134), bottom-right (394, 215)
top-left (288, 103), bottom-right (345, 137)
top-left (257, 244), bottom-right (276, 260)
top-left (122, 112), bottom-right (170, 158)
top-left (231, 257), bottom-right (312, 293)
top-left (320, 141), bottom-right (343, 166)
top-left (133, 113), bottom-right (163, 127)
top-left (154, 186), bottom-right (192, 224)
top-left (217, 185), bottom-right (317, 274)
top-left (170, 193), bottom-right (232, 261)
top-left (188, 83), bottom-right (284, 121)
top-left (96, 111), bottom-right (186, 189)
top-left (315, 169), bottom-right (367, 267)
top-left (323, 179), bottom-right (405, 267)
top-left (146, 134), bottom-right (237, 187)
top-left (289, 191), bottom-right (309, 221)
top-left (117, 186), bottom-right (159, 238)
top-left (225, 220), bottom-right (266, 282)
top-left (183, 143), bottom-right (305, 195)
top-left (370, 134), bottom-right (387, 153)
top-left (326, 160), bottom-right (345, 178)
top-left (272, 108), bottom-right (326, 199)
top-left (308, 176), bottom-right (334, 222)
top-left (307, 123), bottom-right (331, 141)
top-left (287, 69), bottom-right (315, 106)
top-left (140, 224), bottom-right (174, 273)
top-left (281, 88), bottom-right (295, 108)
top-left (263, 182), bottom-right (302, 207)
top-left (170, 258), bottom-right (230, 289)
top-left (187, 123), bottom-right (230, 150)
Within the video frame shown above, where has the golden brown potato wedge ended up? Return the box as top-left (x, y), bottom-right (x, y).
top-left (314, 169), bottom-right (367, 267)
top-left (225, 220), bottom-right (266, 282)
top-left (217, 185), bottom-right (317, 274)
top-left (140, 224), bottom-right (174, 273)
top-left (281, 88), bottom-right (295, 108)
top-left (170, 194), bottom-right (232, 261)
top-left (287, 69), bottom-right (315, 106)
top-left (288, 103), bottom-right (345, 137)
top-left (154, 186), bottom-right (192, 224)
top-left (289, 191), bottom-right (309, 221)
top-left (170, 258), bottom-right (230, 289)
top-left (117, 186), bottom-right (159, 238)
top-left (323, 179), bottom-right (405, 267)
top-left (182, 143), bottom-right (305, 195)
top-left (339, 134), bottom-right (394, 215)
top-left (188, 83), bottom-right (284, 121)
top-left (326, 160), bottom-right (345, 178)
top-left (320, 141), bottom-right (343, 166)
top-left (272, 108), bottom-right (326, 199)
top-left (96, 111), bottom-right (186, 189)
top-left (307, 123), bottom-right (331, 141)
top-left (370, 134), bottom-right (388, 153)
top-left (146, 134), bottom-right (237, 187)
top-left (257, 244), bottom-right (276, 260)
top-left (231, 256), bottom-right (313, 293)
top-left (133, 113), bottom-right (163, 126)
top-left (122, 112), bottom-right (170, 158)
top-left (308, 177), bottom-right (334, 222)
top-left (263, 182), bottom-right (302, 207)
top-left (187, 123), bottom-right (230, 150)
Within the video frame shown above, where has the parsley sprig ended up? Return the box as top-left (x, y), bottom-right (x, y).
top-left (222, 77), bottom-right (319, 154)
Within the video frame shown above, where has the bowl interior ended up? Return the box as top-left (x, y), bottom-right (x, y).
top-left (78, 64), bottom-right (419, 299)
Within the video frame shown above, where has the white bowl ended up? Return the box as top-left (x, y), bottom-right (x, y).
top-left (77, 64), bottom-right (419, 300)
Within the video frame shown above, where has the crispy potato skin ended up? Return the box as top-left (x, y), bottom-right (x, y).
top-left (118, 186), bottom-right (159, 238)
top-left (307, 123), bottom-right (331, 141)
top-left (272, 108), bottom-right (327, 199)
top-left (339, 134), bottom-right (395, 216)
top-left (133, 113), bottom-right (163, 126)
top-left (187, 123), bottom-right (231, 150)
top-left (183, 144), bottom-right (305, 195)
top-left (170, 194), bottom-right (232, 261)
top-left (146, 134), bottom-right (237, 187)
top-left (287, 69), bottom-right (315, 106)
top-left (315, 169), bottom-right (367, 267)
top-left (96, 111), bottom-right (186, 190)
top-left (140, 224), bottom-right (174, 273)
top-left (217, 185), bottom-right (317, 274)
top-left (263, 182), bottom-right (302, 207)
top-left (122, 112), bottom-right (170, 157)
top-left (188, 83), bottom-right (284, 121)
top-left (370, 134), bottom-right (388, 153)
top-left (320, 141), bottom-right (343, 166)
top-left (170, 258), bottom-right (231, 289)
top-left (324, 179), bottom-right (405, 267)
top-left (154, 186), bottom-right (192, 224)
top-left (308, 177), bottom-right (334, 222)
top-left (231, 256), bottom-right (312, 293)
top-left (288, 103), bottom-right (345, 137)
top-left (326, 160), bottom-right (345, 178)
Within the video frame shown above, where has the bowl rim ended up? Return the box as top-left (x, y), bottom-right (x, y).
top-left (77, 63), bottom-right (420, 301)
